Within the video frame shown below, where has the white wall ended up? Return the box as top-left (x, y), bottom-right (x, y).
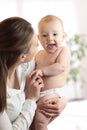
top-left (74, 0), bottom-right (87, 34)
top-left (0, 0), bottom-right (87, 34)
top-left (20, 0), bottom-right (79, 34)
top-left (0, 0), bottom-right (87, 99)
top-left (0, 0), bottom-right (79, 34)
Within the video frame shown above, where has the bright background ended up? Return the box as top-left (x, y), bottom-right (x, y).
top-left (0, 0), bottom-right (87, 35)
top-left (1, 0), bottom-right (87, 99)
top-left (0, 0), bottom-right (87, 129)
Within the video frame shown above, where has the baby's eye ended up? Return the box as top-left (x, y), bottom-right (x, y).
top-left (53, 33), bottom-right (58, 36)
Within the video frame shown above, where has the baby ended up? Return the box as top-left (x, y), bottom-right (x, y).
top-left (31, 15), bottom-right (71, 130)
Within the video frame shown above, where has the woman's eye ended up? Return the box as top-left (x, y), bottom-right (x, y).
top-left (37, 42), bottom-right (39, 47)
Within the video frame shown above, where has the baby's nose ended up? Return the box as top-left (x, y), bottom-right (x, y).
top-left (48, 34), bottom-right (53, 41)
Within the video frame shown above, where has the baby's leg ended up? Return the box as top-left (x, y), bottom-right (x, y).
top-left (34, 94), bottom-right (59, 130)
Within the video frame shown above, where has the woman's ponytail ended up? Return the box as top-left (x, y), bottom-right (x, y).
top-left (0, 57), bottom-right (7, 112)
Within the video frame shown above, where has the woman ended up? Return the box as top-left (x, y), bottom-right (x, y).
top-left (0, 17), bottom-right (67, 130)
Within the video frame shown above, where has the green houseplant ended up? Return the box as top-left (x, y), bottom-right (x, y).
top-left (66, 33), bottom-right (87, 99)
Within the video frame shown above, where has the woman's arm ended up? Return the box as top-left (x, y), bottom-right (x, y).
top-left (0, 71), bottom-right (44, 130)
top-left (0, 100), bottom-right (36, 130)
top-left (0, 111), bottom-right (12, 130)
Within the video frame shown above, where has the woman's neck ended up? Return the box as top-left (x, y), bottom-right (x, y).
top-left (7, 66), bottom-right (20, 89)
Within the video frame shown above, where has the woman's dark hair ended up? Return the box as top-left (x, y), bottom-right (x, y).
top-left (0, 17), bottom-right (34, 112)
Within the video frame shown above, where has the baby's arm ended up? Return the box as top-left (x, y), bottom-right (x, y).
top-left (36, 46), bottom-right (71, 77)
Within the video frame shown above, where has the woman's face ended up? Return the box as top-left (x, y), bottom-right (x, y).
top-left (24, 32), bottom-right (38, 62)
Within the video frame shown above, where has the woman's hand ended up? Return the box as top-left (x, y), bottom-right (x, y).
top-left (37, 96), bottom-right (67, 118)
top-left (29, 69), bottom-right (43, 77)
top-left (25, 72), bottom-right (44, 101)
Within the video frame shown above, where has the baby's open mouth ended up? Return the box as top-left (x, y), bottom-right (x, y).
top-left (47, 43), bottom-right (56, 49)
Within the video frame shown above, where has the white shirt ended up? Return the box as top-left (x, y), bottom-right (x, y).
top-left (0, 59), bottom-right (37, 130)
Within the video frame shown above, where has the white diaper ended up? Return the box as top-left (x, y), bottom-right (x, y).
top-left (40, 87), bottom-right (64, 98)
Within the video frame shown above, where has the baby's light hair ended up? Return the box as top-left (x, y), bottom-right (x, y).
top-left (38, 15), bottom-right (64, 31)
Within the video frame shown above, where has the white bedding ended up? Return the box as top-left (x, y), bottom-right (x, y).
top-left (48, 99), bottom-right (87, 130)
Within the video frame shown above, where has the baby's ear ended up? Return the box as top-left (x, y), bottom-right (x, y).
top-left (62, 32), bottom-right (66, 41)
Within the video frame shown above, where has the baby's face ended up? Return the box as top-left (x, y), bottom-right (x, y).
top-left (38, 20), bottom-right (65, 53)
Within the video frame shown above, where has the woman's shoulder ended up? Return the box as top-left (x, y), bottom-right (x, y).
top-left (17, 58), bottom-right (35, 74)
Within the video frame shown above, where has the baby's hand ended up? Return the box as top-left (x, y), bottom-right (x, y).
top-left (30, 69), bottom-right (43, 78)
